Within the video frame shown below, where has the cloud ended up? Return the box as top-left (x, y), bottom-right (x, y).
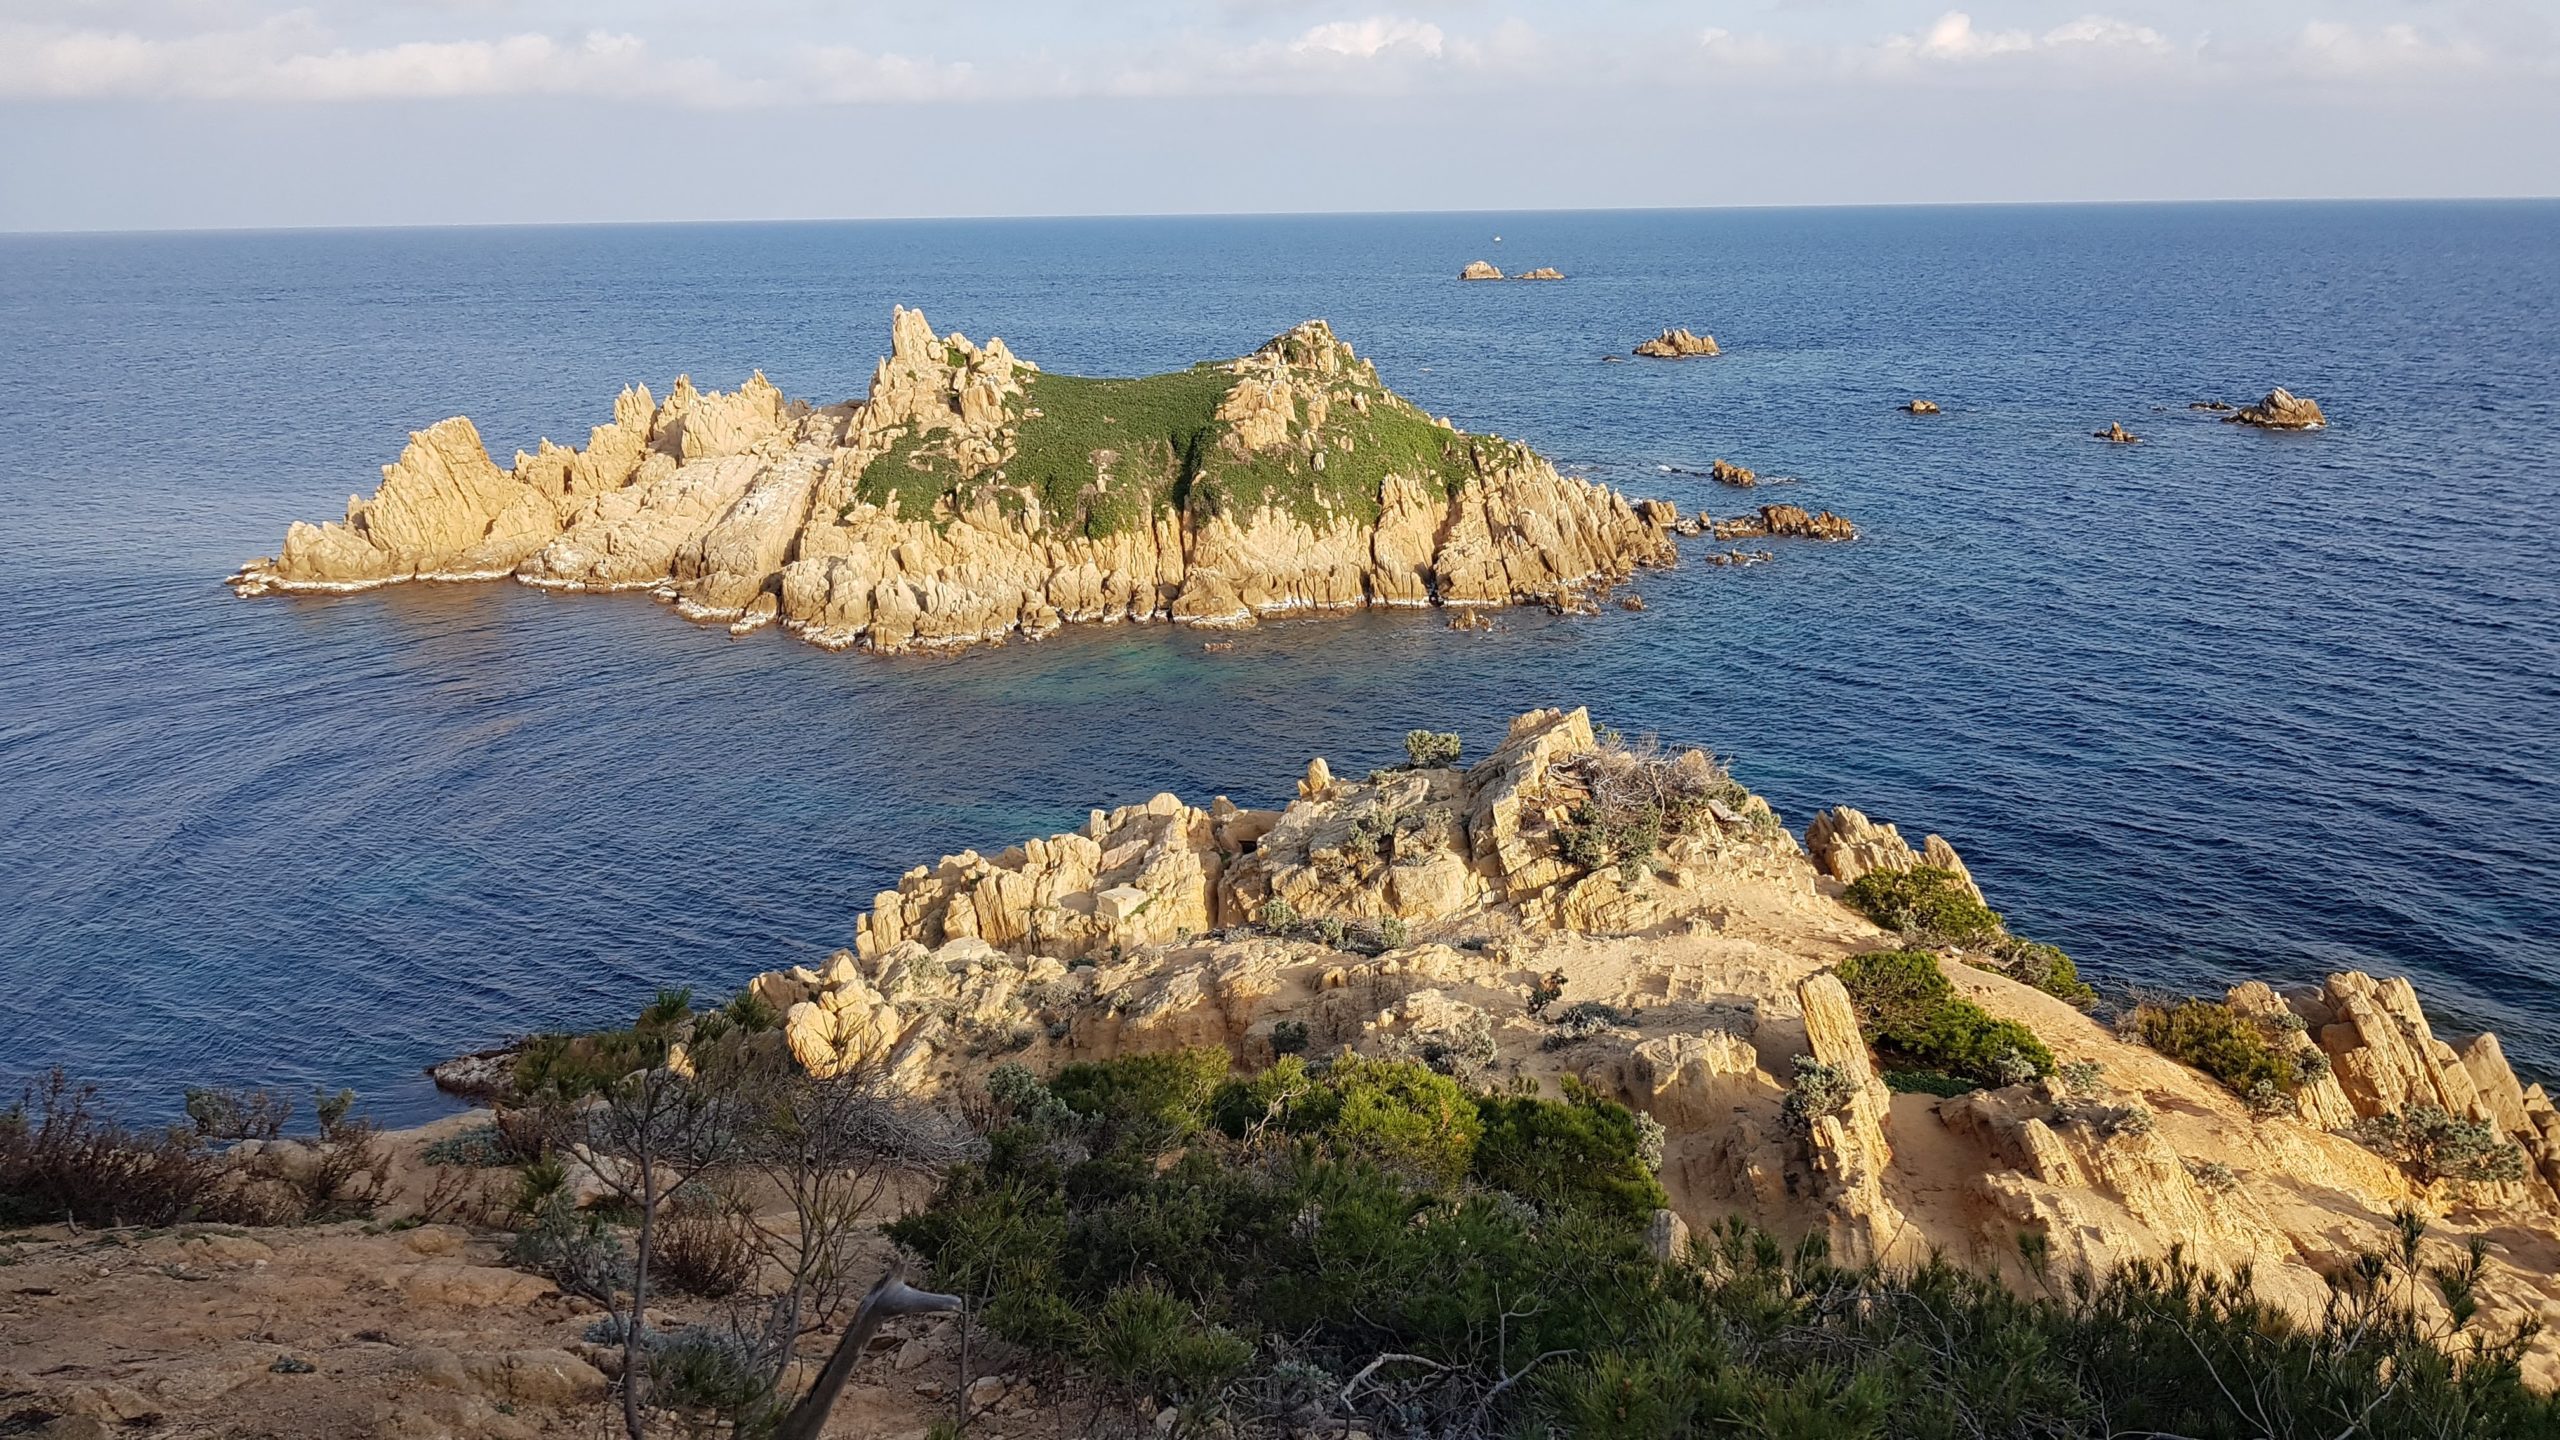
top-left (1289, 17), bottom-right (1443, 62)
top-left (2293, 21), bottom-right (2490, 78)
top-left (1873, 10), bottom-right (2175, 71)
top-left (0, 20), bottom-right (742, 102)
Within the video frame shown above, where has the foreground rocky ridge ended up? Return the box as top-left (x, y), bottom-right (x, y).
top-left (229, 313), bottom-right (1683, 653)
top-left (741, 707), bottom-right (2560, 1380)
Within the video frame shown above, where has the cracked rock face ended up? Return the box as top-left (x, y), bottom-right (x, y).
top-left (230, 311), bottom-right (1678, 653)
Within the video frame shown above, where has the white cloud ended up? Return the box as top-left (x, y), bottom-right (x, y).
top-left (1876, 10), bottom-right (2175, 68)
top-left (1290, 17), bottom-right (1443, 62)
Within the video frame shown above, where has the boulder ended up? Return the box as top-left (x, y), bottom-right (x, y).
top-left (1459, 260), bottom-right (1504, 281)
top-left (1633, 328), bottom-right (1721, 358)
top-left (2093, 422), bottom-right (2139, 444)
top-left (2227, 388), bottom-right (2326, 429)
top-left (1514, 267), bottom-right (1566, 281)
top-left (1904, 399), bottom-right (1941, 414)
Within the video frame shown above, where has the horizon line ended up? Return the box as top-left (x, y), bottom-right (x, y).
top-left (7, 193), bottom-right (2557, 242)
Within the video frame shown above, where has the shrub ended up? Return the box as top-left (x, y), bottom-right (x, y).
top-left (1471, 1078), bottom-right (1667, 1223)
top-left (2350, 1108), bottom-right (2529, 1186)
top-left (1884, 1069), bottom-right (1979, 1098)
top-left (0, 1070), bottom-right (225, 1228)
top-left (2058, 1060), bottom-right (2105, 1097)
top-left (890, 1047), bottom-right (2560, 1439)
top-left (506, 1190), bottom-right (629, 1304)
top-left (1050, 1048), bottom-right (1232, 1155)
top-left (1527, 969), bottom-right (1567, 1014)
top-left (646, 1322), bottom-right (776, 1432)
top-left (421, 1124), bottom-right (514, 1168)
top-left (2130, 998), bottom-right (2322, 1106)
top-left (1324, 1055), bottom-right (1481, 1187)
top-left (1976, 937), bottom-right (2098, 1009)
top-left (1541, 1000), bottom-right (1626, 1049)
top-left (1258, 897), bottom-right (1298, 931)
top-left (183, 1086), bottom-right (291, 1142)
top-left (2189, 1159), bottom-right (2240, 1195)
top-left (1269, 1019), bottom-right (1310, 1056)
top-left (1404, 730), bottom-right (1463, 769)
top-left (1377, 917), bottom-right (1410, 950)
top-left (1781, 1056), bottom-right (1859, 1129)
top-left (1088, 1283), bottom-right (1254, 1406)
top-left (650, 1185), bottom-right (756, 1298)
top-left (724, 989), bottom-right (781, 1033)
top-left (1841, 866), bottom-right (2004, 946)
top-left (1836, 950), bottom-right (2054, 1085)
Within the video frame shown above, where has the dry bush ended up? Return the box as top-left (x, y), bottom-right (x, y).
top-left (1, 1070), bottom-right (226, 1228)
top-left (651, 1184), bottom-right (757, 1298)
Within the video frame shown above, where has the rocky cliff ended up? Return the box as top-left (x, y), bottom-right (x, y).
top-left (230, 312), bottom-right (1680, 652)
top-left (739, 706), bottom-right (2560, 1381)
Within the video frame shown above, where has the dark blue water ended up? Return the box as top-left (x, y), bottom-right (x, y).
top-left (5, 204), bottom-right (2556, 1123)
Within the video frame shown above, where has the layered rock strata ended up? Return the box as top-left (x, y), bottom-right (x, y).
top-left (737, 706), bottom-right (2560, 1380)
top-left (231, 313), bottom-right (1679, 653)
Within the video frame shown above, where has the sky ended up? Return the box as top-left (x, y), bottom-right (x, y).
top-left (3, 0), bottom-right (2555, 231)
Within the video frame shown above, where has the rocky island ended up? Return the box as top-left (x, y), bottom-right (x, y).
top-left (229, 313), bottom-right (1681, 653)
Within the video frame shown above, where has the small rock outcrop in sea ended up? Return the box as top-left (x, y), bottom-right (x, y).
top-left (1713, 504), bottom-right (1857, 542)
top-left (1459, 260), bottom-right (1504, 281)
top-left (2094, 421), bottom-right (2139, 444)
top-left (2227, 387), bottom-right (2327, 430)
top-left (1514, 267), bottom-right (1566, 281)
top-left (1904, 399), bottom-right (1941, 414)
top-left (2189, 400), bottom-right (2233, 412)
top-left (229, 311), bottom-right (1680, 654)
top-left (1708, 459), bottom-right (1757, 489)
top-left (1633, 328), bottom-right (1721, 358)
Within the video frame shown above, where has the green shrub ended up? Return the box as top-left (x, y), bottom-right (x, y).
top-left (1269, 1019), bottom-right (1310, 1056)
top-left (1884, 1069), bottom-right (1980, 1098)
top-left (1841, 866), bottom-right (2004, 946)
top-left (1404, 730), bottom-right (1463, 769)
top-left (1258, 897), bottom-right (1298, 931)
top-left (2131, 998), bottom-right (2321, 1108)
top-left (1050, 1048), bottom-right (1231, 1155)
top-left (1836, 950), bottom-right (2053, 1084)
top-left (1088, 1283), bottom-right (1254, 1405)
top-left (1470, 1078), bottom-right (1666, 1223)
top-left (1974, 937), bottom-right (2099, 1008)
top-left (1323, 1055), bottom-right (1481, 1187)
top-left (888, 1048), bottom-right (2559, 1439)
top-left (2350, 1108), bottom-right (2529, 1185)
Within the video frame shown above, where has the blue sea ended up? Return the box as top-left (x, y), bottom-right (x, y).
top-left (4, 203), bottom-right (2556, 1124)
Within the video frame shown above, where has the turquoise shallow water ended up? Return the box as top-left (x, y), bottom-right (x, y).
top-left (2, 203), bottom-right (2556, 1122)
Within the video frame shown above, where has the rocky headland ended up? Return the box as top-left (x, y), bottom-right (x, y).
top-left (734, 706), bottom-right (2560, 1380)
top-left (229, 313), bottom-right (1681, 653)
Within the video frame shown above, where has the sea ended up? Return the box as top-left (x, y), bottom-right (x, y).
top-left (3, 202), bottom-right (2555, 1124)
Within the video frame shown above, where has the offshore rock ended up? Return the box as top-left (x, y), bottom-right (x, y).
top-left (232, 312), bottom-right (1679, 653)
top-left (1712, 505), bottom-right (1857, 542)
top-left (1708, 459), bottom-right (1757, 488)
top-left (1459, 261), bottom-right (1504, 280)
top-left (2228, 387), bottom-right (2327, 430)
top-left (1904, 399), bottom-right (1941, 414)
top-left (1514, 267), bottom-right (1567, 281)
top-left (1633, 328), bottom-right (1721, 358)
